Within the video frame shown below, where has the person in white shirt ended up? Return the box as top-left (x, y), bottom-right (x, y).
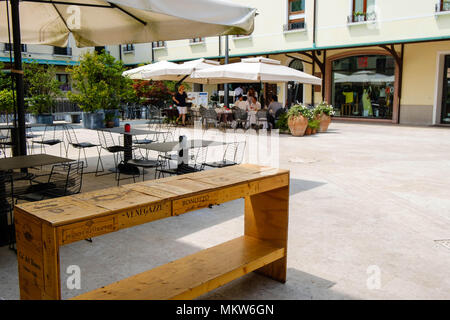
top-left (235, 95), bottom-right (248, 111)
top-left (247, 96), bottom-right (261, 128)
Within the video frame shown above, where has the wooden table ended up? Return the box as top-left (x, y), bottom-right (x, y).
top-left (0, 154), bottom-right (73, 247)
top-left (14, 164), bottom-right (289, 300)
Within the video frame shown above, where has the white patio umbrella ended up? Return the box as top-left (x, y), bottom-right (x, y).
top-left (122, 60), bottom-right (179, 80)
top-left (140, 58), bottom-right (220, 83)
top-left (191, 57), bottom-right (323, 85)
top-left (0, 0), bottom-right (257, 47)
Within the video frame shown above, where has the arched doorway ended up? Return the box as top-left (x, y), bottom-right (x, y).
top-left (287, 59), bottom-right (304, 107)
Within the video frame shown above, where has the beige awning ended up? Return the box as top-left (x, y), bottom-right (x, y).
top-left (0, 0), bottom-right (257, 47)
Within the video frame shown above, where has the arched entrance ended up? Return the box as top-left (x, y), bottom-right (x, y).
top-left (287, 59), bottom-right (304, 106)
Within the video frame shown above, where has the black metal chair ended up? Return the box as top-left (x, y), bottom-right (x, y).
top-left (96, 130), bottom-right (127, 177)
top-left (203, 141), bottom-right (246, 168)
top-left (64, 125), bottom-right (100, 169)
top-left (256, 110), bottom-right (269, 129)
top-left (0, 129), bottom-right (12, 158)
top-left (120, 158), bottom-right (160, 184)
top-left (31, 124), bottom-right (66, 156)
top-left (233, 109), bottom-right (248, 129)
top-left (155, 146), bottom-right (207, 179)
top-left (15, 161), bottom-right (84, 202)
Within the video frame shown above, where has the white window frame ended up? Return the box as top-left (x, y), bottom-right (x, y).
top-left (284, 0), bottom-right (307, 33)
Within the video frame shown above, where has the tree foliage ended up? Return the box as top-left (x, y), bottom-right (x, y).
top-left (23, 62), bottom-right (62, 115)
top-left (0, 62), bottom-right (12, 91)
top-left (67, 50), bottom-right (132, 112)
top-left (0, 89), bottom-right (14, 113)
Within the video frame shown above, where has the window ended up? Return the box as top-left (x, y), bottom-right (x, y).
top-left (152, 41), bottom-right (166, 48)
top-left (94, 46), bottom-right (105, 54)
top-left (438, 0), bottom-right (450, 12)
top-left (286, 0), bottom-right (305, 31)
top-left (350, 0), bottom-right (376, 23)
top-left (123, 44), bottom-right (134, 52)
top-left (331, 55), bottom-right (395, 119)
top-left (4, 43), bottom-right (27, 52)
top-left (56, 74), bottom-right (70, 91)
top-left (53, 46), bottom-right (72, 56)
top-left (190, 37), bottom-right (205, 43)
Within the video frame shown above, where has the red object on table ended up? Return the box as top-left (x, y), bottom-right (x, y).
top-left (125, 123), bottom-right (131, 132)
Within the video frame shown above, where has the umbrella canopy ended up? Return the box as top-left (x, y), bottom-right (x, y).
top-left (0, 0), bottom-right (257, 47)
top-left (122, 60), bottom-right (179, 80)
top-left (139, 58), bottom-right (220, 83)
top-left (191, 57), bottom-right (322, 85)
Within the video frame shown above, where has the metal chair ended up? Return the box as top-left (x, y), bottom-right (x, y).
top-left (155, 146), bottom-right (207, 179)
top-left (256, 110), bottom-right (269, 129)
top-left (201, 108), bottom-right (219, 129)
top-left (31, 124), bottom-right (66, 156)
top-left (203, 141), bottom-right (246, 168)
top-left (0, 129), bottom-right (12, 158)
top-left (64, 125), bottom-right (100, 169)
top-left (96, 130), bottom-right (127, 177)
top-left (233, 109), bottom-right (248, 129)
top-left (15, 161), bottom-right (84, 202)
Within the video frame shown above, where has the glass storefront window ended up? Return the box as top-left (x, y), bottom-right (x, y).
top-left (331, 55), bottom-right (395, 119)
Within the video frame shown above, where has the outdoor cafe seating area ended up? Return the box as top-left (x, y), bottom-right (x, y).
top-left (0, 119), bottom-right (247, 254)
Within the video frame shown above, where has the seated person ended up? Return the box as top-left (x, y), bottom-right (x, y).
top-left (267, 95), bottom-right (283, 128)
top-left (248, 96), bottom-right (261, 111)
top-left (235, 95), bottom-right (249, 111)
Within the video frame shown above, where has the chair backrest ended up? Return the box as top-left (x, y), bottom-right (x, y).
top-left (257, 110), bottom-right (267, 119)
top-left (48, 161), bottom-right (84, 196)
top-left (97, 130), bottom-right (117, 149)
top-left (64, 125), bottom-right (79, 145)
top-left (189, 146), bottom-right (208, 170)
top-left (234, 141), bottom-right (246, 164)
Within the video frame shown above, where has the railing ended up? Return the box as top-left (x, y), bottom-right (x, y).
top-left (347, 11), bottom-right (377, 24)
top-left (283, 21), bottom-right (306, 32)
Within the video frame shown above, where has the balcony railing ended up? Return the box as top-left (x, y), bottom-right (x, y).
top-left (53, 46), bottom-right (72, 56)
top-left (123, 44), bottom-right (135, 52)
top-left (347, 11), bottom-right (377, 24)
top-left (283, 21), bottom-right (306, 32)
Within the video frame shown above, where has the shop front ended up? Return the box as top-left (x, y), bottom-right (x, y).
top-left (326, 51), bottom-right (398, 123)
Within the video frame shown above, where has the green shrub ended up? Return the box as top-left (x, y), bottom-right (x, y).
top-left (287, 104), bottom-right (311, 119)
top-left (0, 89), bottom-right (14, 113)
top-left (275, 113), bottom-right (289, 131)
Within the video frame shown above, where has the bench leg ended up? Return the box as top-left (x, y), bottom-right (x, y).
top-left (15, 210), bottom-right (61, 299)
top-left (244, 185), bottom-right (289, 283)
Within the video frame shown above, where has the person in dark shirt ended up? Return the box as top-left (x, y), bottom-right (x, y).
top-left (173, 85), bottom-right (193, 126)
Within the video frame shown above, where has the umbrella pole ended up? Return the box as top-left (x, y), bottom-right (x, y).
top-left (10, 0), bottom-right (27, 158)
top-left (224, 35), bottom-right (229, 107)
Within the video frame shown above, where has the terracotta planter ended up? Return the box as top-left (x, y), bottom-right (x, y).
top-left (105, 121), bottom-right (115, 128)
top-left (305, 127), bottom-right (312, 135)
top-left (312, 128), bottom-right (317, 134)
top-left (288, 115), bottom-right (308, 137)
top-left (318, 113), bottom-right (331, 132)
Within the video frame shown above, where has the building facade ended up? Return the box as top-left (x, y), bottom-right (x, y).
top-left (2, 0), bottom-right (450, 125)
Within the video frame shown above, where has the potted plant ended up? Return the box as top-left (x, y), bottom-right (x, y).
top-left (275, 113), bottom-right (290, 134)
top-left (67, 50), bottom-right (133, 129)
top-left (104, 111), bottom-right (116, 128)
top-left (308, 119), bottom-right (320, 134)
top-left (287, 104), bottom-right (311, 137)
top-left (23, 62), bottom-right (62, 125)
top-left (314, 102), bottom-right (335, 133)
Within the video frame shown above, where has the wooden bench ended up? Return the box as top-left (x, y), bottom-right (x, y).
top-left (14, 164), bottom-right (290, 300)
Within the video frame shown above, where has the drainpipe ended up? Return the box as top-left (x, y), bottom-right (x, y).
top-left (218, 36), bottom-right (222, 56)
top-left (312, 0), bottom-right (317, 49)
top-left (118, 45), bottom-right (122, 61)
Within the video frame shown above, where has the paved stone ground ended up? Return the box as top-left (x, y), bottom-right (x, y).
top-left (1, 121), bottom-right (449, 300)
